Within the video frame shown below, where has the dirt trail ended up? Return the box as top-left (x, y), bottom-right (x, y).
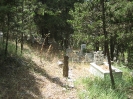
top-left (23, 47), bottom-right (91, 99)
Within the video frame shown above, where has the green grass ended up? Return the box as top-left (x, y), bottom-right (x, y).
top-left (76, 64), bottom-right (133, 99)
top-left (0, 41), bottom-right (22, 56)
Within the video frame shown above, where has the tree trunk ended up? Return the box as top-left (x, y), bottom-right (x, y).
top-left (101, 0), bottom-right (115, 89)
top-left (21, 0), bottom-right (24, 54)
top-left (63, 56), bottom-right (69, 77)
top-left (110, 36), bottom-right (115, 61)
top-left (5, 14), bottom-right (10, 56)
top-left (21, 31), bottom-right (23, 54)
top-left (2, 23), bottom-right (5, 49)
top-left (104, 41), bottom-right (107, 56)
top-left (64, 39), bottom-right (68, 50)
top-left (96, 41), bottom-right (99, 51)
top-left (41, 28), bottom-right (44, 38)
top-left (15, 33), bottom-right (18, 53)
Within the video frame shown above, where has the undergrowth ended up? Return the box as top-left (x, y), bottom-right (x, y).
top-left (76, 63), bottom-right (133, 99)
top-left (0, 42), bottom-right (43, 98)
top-left (1, 41), bottom-right (133, 99)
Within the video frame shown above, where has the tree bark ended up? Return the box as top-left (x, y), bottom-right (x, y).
top-left (15, 4), bottom-right (18, 54)
top-left (21, 0), bottom-right (24, 54)
top-left (5, 14), bottom-right (10, 56)
top-left (104, 41), bottom-right (107, 56)
top-left (15, 34), bottom-right (18, 53)
top-left (96, 41), bottom-right (99, 51)
top-left (110, 36), bottom-right (115, 61)
top-left (63, 56), bottom-right (69, 77)
top-left (101, 0), bottom-right (115, 89)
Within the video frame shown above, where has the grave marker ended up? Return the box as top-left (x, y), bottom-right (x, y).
top-left (90, 51), bottom-right (123, 79)
top-left (94, 51), bottom-right (104, 65)
top-left (81, 44), bottom-right (86, 55)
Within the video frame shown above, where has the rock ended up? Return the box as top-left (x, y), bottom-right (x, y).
top-left (69, 84), bottom-right (74, 88)
top-left (57, 60), bottom-right (63, 67)
top-left (62, 88), bottom-right (67, 91)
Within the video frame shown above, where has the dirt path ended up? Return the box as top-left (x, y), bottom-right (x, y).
top-left (23, 47), bottom-right (91, 99)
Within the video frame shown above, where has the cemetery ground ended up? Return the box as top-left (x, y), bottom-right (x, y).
top-left (0, 42), bottom-right (133, 99)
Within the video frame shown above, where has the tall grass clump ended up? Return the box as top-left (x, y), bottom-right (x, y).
top-left (77, 72), bottom-right (133, 99)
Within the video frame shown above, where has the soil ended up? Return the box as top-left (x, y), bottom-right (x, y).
top-left (1, 44), bottom-right (132, 99)
top-left (0, 44), bottom-right (91, 99)
top-left (21, 45), bottom-right (91, 99)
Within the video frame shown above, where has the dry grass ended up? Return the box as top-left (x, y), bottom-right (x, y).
top-left (99, 64), bottom-right (109, 71)
top-left (0, 44), bottom-right (91, 99)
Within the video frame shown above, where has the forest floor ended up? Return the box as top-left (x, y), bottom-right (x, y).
top-left (0, 44), bottom-right (91, 99)
top-left (1, 43), bottom-right (133, 99)
top-left (25, 47), bottom-right (91, 99)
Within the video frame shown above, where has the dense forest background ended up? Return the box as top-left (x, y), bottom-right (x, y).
top-left (0, 0), bottom-right (133, 68)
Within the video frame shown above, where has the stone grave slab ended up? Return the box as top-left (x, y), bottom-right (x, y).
top-left (89, 62), bottom-right (122, 79)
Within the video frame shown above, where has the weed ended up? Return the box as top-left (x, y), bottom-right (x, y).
top-left (76, 68), bottom-right (133, 99)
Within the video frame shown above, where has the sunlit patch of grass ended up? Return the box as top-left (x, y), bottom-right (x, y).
top-left (76, 61), bottom-right (133, 99)
top-left (76, 72), bottom-right (133, 99)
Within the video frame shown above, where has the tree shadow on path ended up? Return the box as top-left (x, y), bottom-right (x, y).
top-left (32, 63), bottom-right (65, 88)
top-left (0, 50), bottom-right (65, 99)
top-left (0, 52), bottom-right (44, 99)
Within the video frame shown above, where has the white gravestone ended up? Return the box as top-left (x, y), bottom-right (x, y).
top-left (94, 51), bottom-right (104, 65)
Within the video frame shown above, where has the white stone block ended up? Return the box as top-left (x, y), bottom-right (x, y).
top-left (90, 63), bottom-right (122, 79)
